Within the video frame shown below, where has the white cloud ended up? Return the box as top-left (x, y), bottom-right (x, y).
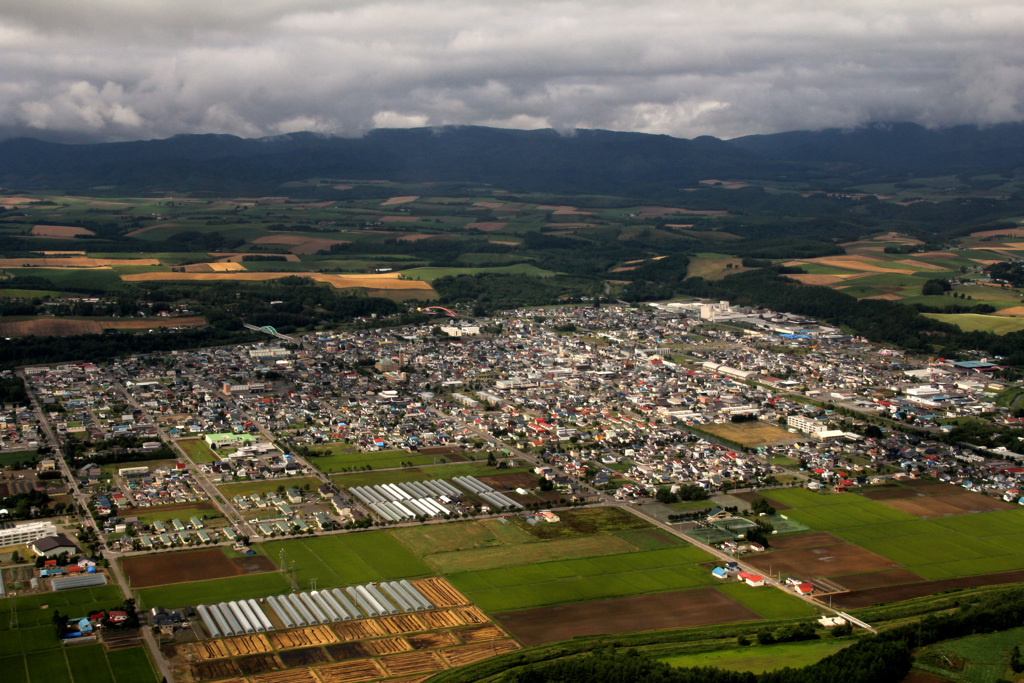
top-left (1, 1), bottom-right (1023, 141)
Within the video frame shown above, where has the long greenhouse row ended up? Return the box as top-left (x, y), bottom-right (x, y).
top-left (196, 580), bottom-right (434, 637)
top-left (349, 479), bottom-right (463, 521)
top-left (452, 475), bottom-right (523, 510)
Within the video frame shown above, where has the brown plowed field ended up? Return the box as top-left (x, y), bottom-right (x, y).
top-left (880, 492), bottom-right (1014, 517)
top-left (326, 642), bottom-right (371, 660)
top-left (456, 624), bottom-right (506, 643)
top-left (379, 651), bottom-right (446, 676)
top-left (192, 659), bottom-right (240, 681)
top-left (224, 634), bottom-right (271, 656)
top-left (830, 569), bottom-right (924, 591)
top-left (746, 541), bottom-right (900, 577)
top-left (407, 631), bottom-right (459, 650)
top-left (332, 619), bottom-right (385, 641)
top-left (376, 614), bottom-right (424, 635)
top-left (829, 570), bottom-right (1024, 609)
top-left (316, 658), bottom-right (385, 683)
top-left (859, 487), bottom-right (919, 500)
top-left (759, 532), bottom-right (838, 550)
top-left (269, 625), bottom-right (336, 650)
top-left (439, 640), bottom-right (520, 667)
top-left (417, 610), bottom-right (465, 630)
top-left (362, 636), bottom-right (411, 656)
top-left (496, 587), bottom-right (761, 647)
top-left (277, 647), bottom-right (330, 668)
top-left (250, 670), bottom-right (320, 683)
top-left (475, 472), bottom-right (540, 489)
top-left (413, 578), bottom-right (470, 607)
top-left (122, 547), bottom-right (276, 587)
top-left (236, 653), bottom-right (281, 675)
top-left (0, 315), bottom-right (207, 338)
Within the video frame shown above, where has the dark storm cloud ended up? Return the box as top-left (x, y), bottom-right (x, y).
top-left (2, 1), bottom-right (1023, 141)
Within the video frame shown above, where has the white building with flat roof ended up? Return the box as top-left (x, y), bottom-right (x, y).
top-left (0, 520), bottom-right (57, 547)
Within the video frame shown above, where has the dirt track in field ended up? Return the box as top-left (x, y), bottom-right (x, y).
top-left (495, 587), bottom-right (761, 647)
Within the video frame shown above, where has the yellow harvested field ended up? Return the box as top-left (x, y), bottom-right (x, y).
top-left (862, 293), bottom-right (904, 300)
top-left (0, 316), bottom-right (206, 337)
top-left (382, 196), bottom-right (420, 205)
top-left (996, 306), bottom-right (1024, 316)
top-left (30, 225), bottom-right (96, 238)
top-left (181, 261), bottom-right (246, 272)
top-left (0, 257), bottom-right (158, 268)
top-left (37, 251), bottom-right (85, 255)
top-left (0, 196), bottom-right (41, 207)
top-left (120, 271), bottom-right (434, 291)
top-left (489, 240), bottom-right (518, 246)
top-left (797, 257), bottom-right (914, 274)
top-left (971, 227), bottom-right (1024, 238)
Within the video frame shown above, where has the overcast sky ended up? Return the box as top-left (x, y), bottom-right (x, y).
top-left (2, 0), bottom-right (1023, 142)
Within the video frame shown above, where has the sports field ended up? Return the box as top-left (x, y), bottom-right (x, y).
top-left (702, 421), bottom-right (800, 447)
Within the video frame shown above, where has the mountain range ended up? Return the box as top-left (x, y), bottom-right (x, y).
top-left (1, 122), bottom-right (1023, 196)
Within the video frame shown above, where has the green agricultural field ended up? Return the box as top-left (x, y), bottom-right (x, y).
top-left (923, 313), bottom-right (1024, 335)
top-left (447, 545), bottom-right (717, 612)
top-left (715, 582), bottom-right (820, 620)
top-left (175, 438), bottom-right (218, 463)
top-left (108, 647), bottom-right (160, 683)
top-left (0, 450), bottom-right (37, 467)
top-left (0, 585), bottom-right (159, 683)
top-left (660, 640), bottom-right (851, 674)
top-left (135, 570), bottom-right (290, 609)
top-left (217, 477), bottom-right (322, 497)
top-left (913, 625), bottom-right (1024, 683)
top-left (763, 487), bottom-right (1024, 580)
top-left (425, 534), bottom-right (640, 573)
top-left (307, 446), bottom-right (434, 472)
top-left (391, 518), bottom-right (534, 556)
top-left (261, 531), bottom-right (432, 590)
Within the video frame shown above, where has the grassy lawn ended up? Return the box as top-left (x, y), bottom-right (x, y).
top-left (175, 438), bottom-right (218, 463)
top-left (660, 639), bottom-right (852, 673)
